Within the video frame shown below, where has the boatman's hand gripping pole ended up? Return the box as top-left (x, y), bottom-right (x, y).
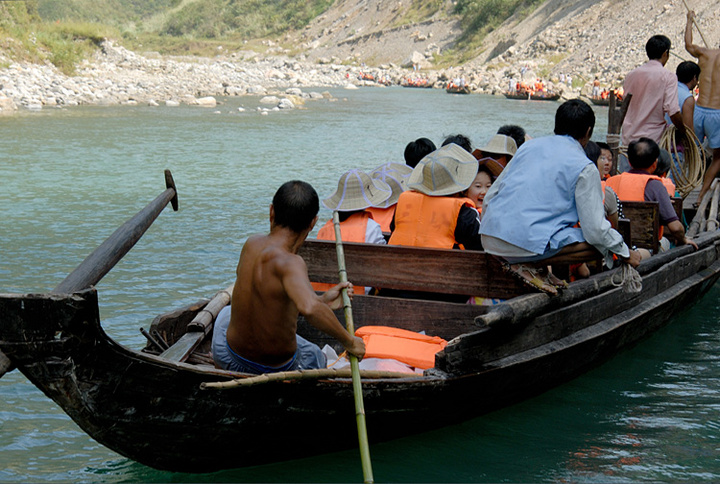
top-left (332, 211), bottom-right (374, 484)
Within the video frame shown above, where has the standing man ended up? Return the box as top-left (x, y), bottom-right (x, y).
top-left (686, 10), bottom-right (720, 204)
top-left (621, 35), bottom-right (687, 148)
top-left (212, 180), bottom-right (365, 374)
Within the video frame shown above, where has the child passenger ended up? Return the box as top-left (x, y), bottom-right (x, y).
top-left (463, 164), bottom-right (494, 214)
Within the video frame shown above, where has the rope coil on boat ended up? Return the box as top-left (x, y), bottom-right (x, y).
top-left (200, 368), bottom-right (423, 389)
top-left (660, 125), bottom-right (705, 198)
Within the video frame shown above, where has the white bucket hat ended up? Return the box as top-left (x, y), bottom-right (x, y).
top-left (369, 162), bottom-right (413, 208)
top-left (407, 144), bottom-right (478, 196)
top-left (322, 169), bottom-right (392, 211)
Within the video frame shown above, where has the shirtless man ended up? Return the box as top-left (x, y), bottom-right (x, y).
top-left (212, 180), bottom-right (365, 374)
top-left (686, 10), bottom-right (720, 203)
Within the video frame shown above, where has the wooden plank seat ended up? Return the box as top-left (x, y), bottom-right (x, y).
top-left (620, 201), bottom-right (660, 253)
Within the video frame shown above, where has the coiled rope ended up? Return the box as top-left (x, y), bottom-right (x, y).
top-left (660, 125), bottom-right (705, 198)
top-left (611, 262), bottom-right (643, 293)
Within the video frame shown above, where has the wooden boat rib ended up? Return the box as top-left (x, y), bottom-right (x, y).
top-left (2, 177), bottom-right (720, 473)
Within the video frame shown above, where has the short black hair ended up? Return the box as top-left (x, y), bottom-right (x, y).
top-left (497, 124), bottom-right (527, 148)
top-left (272, 180), bottom-right (319, 232)
top-left (584, 140), bottom-right (601, 163)
top-left (628, 138), bottom-right (660, 170)
top-left (441, 134), bottom-right (472, 153)
top-left (676, 60), bottom-right (701, 84)
top-left (646, 35), bottom-right (671, 60)
top-left (654, 148), bottom-right (672, 176)
top-left (404, 138), bottom-right (436, 168)
top-left (554, 99), bottom-right (595, 140)
top-left (596, 141), bottom-right (611, 152)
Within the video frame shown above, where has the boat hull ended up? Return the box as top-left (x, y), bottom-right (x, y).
top-left (2, 235), bottom-right (720, 472)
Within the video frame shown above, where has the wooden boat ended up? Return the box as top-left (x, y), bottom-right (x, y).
top-left (591, 97), bottom-right (610, 106)
top-left (2, 171), bottom-right (720, 474)
top-left (401, 79), bottom-right (433, 89)
top-left (446, 84), bottom-right (471, 94)
top-left (504, 91), bottom-right (560, 101)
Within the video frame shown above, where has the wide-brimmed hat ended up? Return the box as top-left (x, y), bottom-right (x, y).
top-left (369, 162), bottom-right (413, 207)
top-left (407, 143), bottom-right (479, 196)
top-left (475, 157), bottom-right (505, 178)
top-left (322, 169), bottom-right (392, 211)
top-left (478, 134), bottom-right (517, 157)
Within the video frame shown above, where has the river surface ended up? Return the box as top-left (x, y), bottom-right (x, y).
top-left (1, 87), bottom-right (719, 482)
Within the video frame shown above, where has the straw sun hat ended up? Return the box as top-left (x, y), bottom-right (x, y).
top-left (478, 134), bottom-right (517, 157)
top-left (322, 169), bottom-right (392, 211)
top-left (407, 143), bottom-right (478, 196)
top-left (369, 162), bottom-right (413, 208)
top-left (474, 134), bottom-right (518, 177)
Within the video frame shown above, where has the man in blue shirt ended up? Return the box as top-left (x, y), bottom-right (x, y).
top-left (481, 99), bottom-right (641, 293)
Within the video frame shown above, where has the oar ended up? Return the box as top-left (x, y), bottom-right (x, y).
top-left (332, 211), bottom-right (374, 484)
top-left (0, 171), bottom-right (178, 380)
top-left (52, 170), bottom-right (178, 294)
top-left (682, 0), bottom-right (710, 48)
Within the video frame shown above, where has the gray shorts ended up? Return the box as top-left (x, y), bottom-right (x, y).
top-left (211, 305), bottom-right (326, 374)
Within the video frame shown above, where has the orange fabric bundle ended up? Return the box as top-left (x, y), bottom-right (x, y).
top-left (355, 326), bottom-right (447, 370)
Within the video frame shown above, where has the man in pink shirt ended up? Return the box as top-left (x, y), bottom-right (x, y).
top-left (621, 35), bottom-right (687, 147)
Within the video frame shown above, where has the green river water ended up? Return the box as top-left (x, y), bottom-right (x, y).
top-left (1, 87), bottom-right (719, 482)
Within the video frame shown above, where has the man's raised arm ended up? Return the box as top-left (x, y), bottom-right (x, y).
top-left (685, 11), bottom-right (704, 58)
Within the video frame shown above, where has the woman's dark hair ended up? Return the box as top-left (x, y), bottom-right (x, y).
top-left (646, 35), bottom-right (671, 60)
top-left (584, 140), bottom-right (601, 163)
top-left (272, 180), bottom-right (319, 232)
top-left (441, 134), bottom-right (472, 153)
top-left (554, 99), bottom-right (595, 141)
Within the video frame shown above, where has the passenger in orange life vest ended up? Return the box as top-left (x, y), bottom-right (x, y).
top-left (653, 148), bottom-right (677, 196)
top-left (366, 162), bottom-right (413, 233)
top-left (606, 138), bottom-right (697, 251)
top-left (441, 133), bottom-right (473, 153)
top-left (312, 169), bottom-right (392, 293)
top-left (471, 134), bottom-right (517, 180)
top-left (389, 143), bottom-right (483, 251)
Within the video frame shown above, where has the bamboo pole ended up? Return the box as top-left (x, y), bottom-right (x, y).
top-left (705, 182), bottom-right (720, 232)
top-left (681, 0), bottom-right (710, 48)
top-left (333, 210), bottom-right (374, 484)
top-left (687, 179), bottom-right (718, 237)
top-left (200, 368), bottom-right (418, 389)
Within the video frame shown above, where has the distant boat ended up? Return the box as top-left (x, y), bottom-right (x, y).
top-left (504, 91), bottom-right (560, 101)
top-left (591, 97), bottom-right (610, 106)
top-left (401, 79), bottom-right (433, 89)
top-left (446, 84), bottom-right (471, 94)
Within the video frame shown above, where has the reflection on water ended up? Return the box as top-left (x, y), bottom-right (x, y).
top-left (1, 88), bottom-right (718, 482)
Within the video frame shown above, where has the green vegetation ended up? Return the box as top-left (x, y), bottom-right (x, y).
top-left (0, 2), bottom-right (117, 74)
top-left (451, 0), bottom-right (545, 58)
top-left (161, 0), bottom-right (333, 39)
top-left (393, 0), bottom-right (446, 27)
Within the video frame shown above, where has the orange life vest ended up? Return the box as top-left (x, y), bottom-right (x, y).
top-left (661, 177), bottom-right (676, 197)
top-left (311, 212), bottom-right (370, 293)
top-left (355, 325), bottom-right (447, 370)
top-left (388, 191), bottom-right (475, 249)
top-left (606, 172), bottom-right (665, 239)
top-left (365, 206), bottom-right (395, 233)
top-left (600, 179), bottom-right (607, 204)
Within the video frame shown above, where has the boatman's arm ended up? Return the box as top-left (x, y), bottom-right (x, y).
top-left (283, 257), bottom-right (366, 359)
top-left (685, 11), bottom-right (706, 59)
